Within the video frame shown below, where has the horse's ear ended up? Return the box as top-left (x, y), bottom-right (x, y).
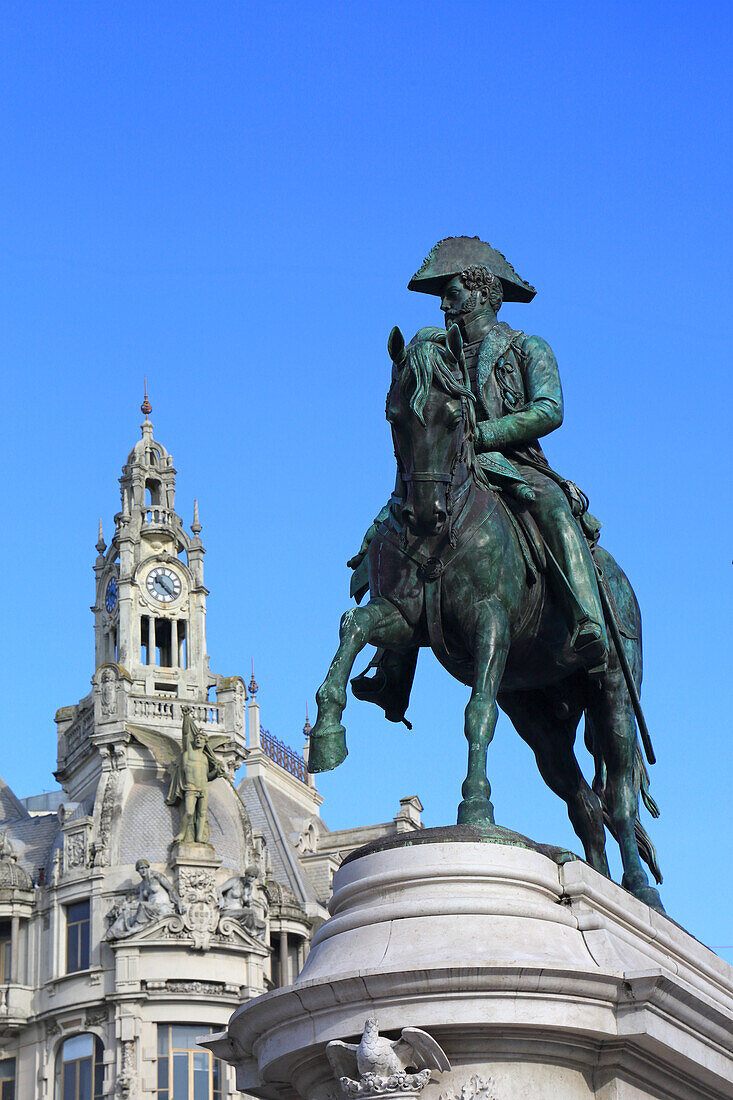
top-left (446, 323), bottom-right (463, 364)
top-left (388, 326), bottom-right (405, 365)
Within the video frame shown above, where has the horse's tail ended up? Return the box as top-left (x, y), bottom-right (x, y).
top-left (635, 743), bottom-right (660, 819)
top-left (593, 741), bottom-right (663, 885)
top-left (633, 818), bottom-right (663, 885)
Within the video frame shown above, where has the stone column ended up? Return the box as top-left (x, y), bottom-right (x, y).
top-left (147, 617), bottom-right (154, 666)
top-left (171, 619), bottom-right (178, 668)
top-left (279, 929), bottom-right (289, 987)
top-left (10, 915), bottom-right (19, 984)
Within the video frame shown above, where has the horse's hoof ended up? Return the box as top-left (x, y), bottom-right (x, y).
top-left (307, 722), bottom-right (348, 773)
top-left (623, 873), bottom-right (665, 914)
top-left (634, 885), bottom-right (666, 914)
top-left (457, 797), bottom-right (495, 827)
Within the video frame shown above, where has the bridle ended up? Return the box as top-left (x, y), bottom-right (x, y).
top-left (393, 391), bottom-right (472, 549)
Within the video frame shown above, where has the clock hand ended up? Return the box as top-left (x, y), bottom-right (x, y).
top-left (158, 576), bottom-right (175, 595)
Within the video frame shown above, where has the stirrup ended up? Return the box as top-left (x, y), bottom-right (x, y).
top-left (571, 619), bottom-right (608, 671)
top-left (350, 667), bottom-right (412, 728)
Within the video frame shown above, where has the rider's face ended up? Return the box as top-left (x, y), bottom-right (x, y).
top-left (440, 275), bottom-right (478, 328)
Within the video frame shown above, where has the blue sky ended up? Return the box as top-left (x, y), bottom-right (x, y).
top-left (2, 2), bottom-right (731, 958)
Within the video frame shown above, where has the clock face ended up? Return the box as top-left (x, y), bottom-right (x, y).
top-left (105, 577), bottom-right (118, 614)
top-left (146, 565), bottom-right (182, 604)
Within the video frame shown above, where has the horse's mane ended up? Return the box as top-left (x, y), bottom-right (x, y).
top-left (394, 327), bottom-right (490, 490)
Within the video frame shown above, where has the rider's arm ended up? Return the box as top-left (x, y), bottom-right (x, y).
top-left (477, 334), bottom-right (563, 450)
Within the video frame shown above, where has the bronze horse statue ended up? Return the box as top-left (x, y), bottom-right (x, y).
top-left (309, 325), bottom-right (663, 912)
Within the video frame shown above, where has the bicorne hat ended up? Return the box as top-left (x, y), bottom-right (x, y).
top-left (408, 236), bottom-right (536, 303)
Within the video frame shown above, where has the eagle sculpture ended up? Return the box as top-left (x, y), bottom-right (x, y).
top-left (326, 1017), bottom-right (450, 1080)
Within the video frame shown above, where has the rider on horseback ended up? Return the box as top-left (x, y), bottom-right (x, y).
top-left (350, 236), bottom-right (609, 722)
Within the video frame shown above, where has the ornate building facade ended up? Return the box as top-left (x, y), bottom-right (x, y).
top-left (0, 406), bottom-right (422, 1099)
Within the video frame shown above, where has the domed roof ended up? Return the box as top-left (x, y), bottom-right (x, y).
top-left (0, 833), bottom-right (34, 891)
top-left (125, 424), bottom-right (171, 468)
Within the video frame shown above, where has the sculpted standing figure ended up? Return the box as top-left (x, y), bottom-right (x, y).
top-left (168, 707), bottom-right (225, 844)
top-left (351, 237), bottom-right (608, 723)
top-left (128, 707), bottom-right (228, 847)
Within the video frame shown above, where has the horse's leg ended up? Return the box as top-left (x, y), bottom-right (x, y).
top-left (457, 598), bottom-right (510, 827)
top-left (499, 685), bottom-right (610, 877)
top-left (308, 598), bottom-right (416, 773)
top-left (585, 663), bottom-right (664, 912)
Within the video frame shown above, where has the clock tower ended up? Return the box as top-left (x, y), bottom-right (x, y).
top-left (93, 392), bottom-right (211, 697)
top-left (55, 392), bottom-right (248, 801)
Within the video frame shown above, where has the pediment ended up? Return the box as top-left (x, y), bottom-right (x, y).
top-left (108, 912), bottom-right (269, 955)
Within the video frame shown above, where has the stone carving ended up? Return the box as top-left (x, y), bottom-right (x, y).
top-left (177, 866), bottom-right (219, 950)
top-left (117, 1038), bottom-right (136, 1097)
top-left (100, 669), bottom-right (116, 716)
top-left (296, 820), bottom-right (319, 853)
top-left (50, 849), bottom-right (62, 886)
top-left (84, 1006), bottom-right (107, 1028)
top-left (327, 1018), bottom-right (450, 1098)
top-left (66, 832), bottom-right (87, 869)
top-left (107, 857), bottom-right (268, 951)
top-left (307, 235), bottom-right (665, 915)
top-left (218, 868), bottom-right (267, 939)
top-left (127, 707), bottom-right (228, 844)
top-left (440, 1075), bottom-right (497, 1100)
top-left (152, 979), bottom-right (227, 995)
top-left (105, 859), bottom-right (179, 939)
top-left (92, 762), bottom-right (121, 868)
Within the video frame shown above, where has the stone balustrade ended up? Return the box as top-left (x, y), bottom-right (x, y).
top-left (130, 697), bottom-right (221, 726)
top-left (0, 984), bottom-right (33, 1029)
top-left (142, 507), bottom-right (180, 527)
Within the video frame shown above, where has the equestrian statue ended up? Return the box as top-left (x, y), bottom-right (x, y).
top-left (308, 236), bottom-right (664, 913)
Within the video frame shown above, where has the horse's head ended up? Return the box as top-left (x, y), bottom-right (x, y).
top-left (387, 324), bottom-right (481, 536)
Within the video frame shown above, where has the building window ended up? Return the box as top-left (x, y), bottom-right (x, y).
top-left (57, 1035), bottom-right (103, 1100)
top-left (0, 1058), bottom-right (15, 1100)
top-left (66, 901), bottom-right (90, 973)
top-left (0, 922), bottom-right (11, 983)
top-left (157, 1025), bottom-right (223, 1100)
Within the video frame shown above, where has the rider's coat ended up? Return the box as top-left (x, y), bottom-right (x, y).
top-left (467, 320), bottom-right (563, 465)
top-left (463, 322), bottom-right (606, 642)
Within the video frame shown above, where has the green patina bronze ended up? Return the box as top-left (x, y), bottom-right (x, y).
top-left (308, 237), bottom-right (664, 913)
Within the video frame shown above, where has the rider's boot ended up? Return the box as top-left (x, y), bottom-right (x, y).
top-left (541, 514), bottom-right (609, 674)
top-left (351, 647), bottom-right (419, 725)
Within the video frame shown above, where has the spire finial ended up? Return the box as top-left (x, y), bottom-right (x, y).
top-left (141, 378), bottom-right (152, 418)
top-left (96, 518), bottom-right (106, 554)
top-left (191, 499), bottom-right (202, 535)
top-left (248, 659), bottom-right (259, 698)
top-left (303, 702), bottom-right (311, 739)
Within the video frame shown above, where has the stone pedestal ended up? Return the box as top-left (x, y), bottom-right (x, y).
top-left (208, 831), bottom-right (733, 1099)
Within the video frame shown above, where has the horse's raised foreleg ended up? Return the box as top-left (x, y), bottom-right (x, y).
top-left (308, 598), bottom-right (415, 773)
top-left (457, 598), bottom-right (510, 827)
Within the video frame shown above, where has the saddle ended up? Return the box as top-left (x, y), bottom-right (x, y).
top-left (497, 496), bottom-right (546, 585)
